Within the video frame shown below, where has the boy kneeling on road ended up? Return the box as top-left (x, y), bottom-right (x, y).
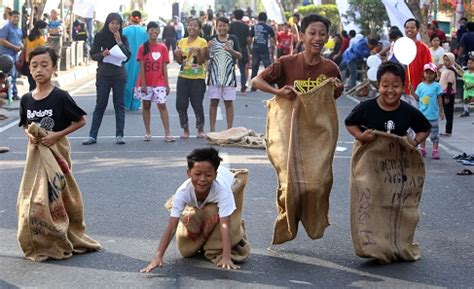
top-left (141, 147), bottom-right (249, 272)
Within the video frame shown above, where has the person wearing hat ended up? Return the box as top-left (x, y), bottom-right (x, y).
top-left (413, 62), bottom-right (444, 159)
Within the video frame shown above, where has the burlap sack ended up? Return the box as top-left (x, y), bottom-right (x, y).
top-left (169, 169), bottom-right (250, 264)
top-left (350, 131), bottom-right (425, 263)
top-left (17, 123), bottom-right (101, 261)
top-left (206, 127), bottom-right (266, 150)
top-left (266, 78), bottom-right (339, 245)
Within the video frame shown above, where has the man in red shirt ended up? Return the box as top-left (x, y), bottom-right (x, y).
top-left (404, 18), bottom-right (432, 98)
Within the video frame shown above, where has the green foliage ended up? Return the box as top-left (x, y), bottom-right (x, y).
top-left (344, 0), bottom-right (388, 35)
top-left (285, 4), bottom-right (340, 32)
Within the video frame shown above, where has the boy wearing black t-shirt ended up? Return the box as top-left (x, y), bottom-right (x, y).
top-left (345, 62), bottom-right (431, 145)
top-left (19, 46), bottom-right (86, 145)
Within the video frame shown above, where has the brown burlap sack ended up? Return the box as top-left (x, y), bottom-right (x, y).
top-left (350, 131), bottom-right (425, 263)
top-left (17, 123), bottom-right (101, 261)
top-left (266, 78), bottom-right (339, 245)
top-left (206, 127), bottom-right (266, 150)
top-left (170, 169), bottom-right (250, 264)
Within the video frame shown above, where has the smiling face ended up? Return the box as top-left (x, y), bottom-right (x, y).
top-left (377, 72), bottom-right (404, 110)
top-left (187, 161), bottom-right (217, 198)
top-left (147, 27), bottom-right (160, 41)
top-left (29, 53), bottom-right (56, 85)
top-left (216, 20), bottom-right (229, 36)
top-left (187, 19), bottom-right (200, 37)
top-left (108, 19), bottom-right (121, 34)
top-left (404, 20), bottom-right (418, 40)
top-left (301, 21), bottom-right (328, 56)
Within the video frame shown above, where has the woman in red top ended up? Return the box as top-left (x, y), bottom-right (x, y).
top-left (135, 22), bottom-right (174, 142)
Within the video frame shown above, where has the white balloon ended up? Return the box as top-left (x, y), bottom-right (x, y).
top-left (393, 37), bottom-right (417, 65)
top-left (366, 55), bottom-right (382, 68)
top-left (367, 67), bottom-right (378, 81)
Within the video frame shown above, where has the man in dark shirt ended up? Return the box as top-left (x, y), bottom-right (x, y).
top-left (249, 12), bottom-right (275, 92)
top-left (229, 9), bottom-right (250, 93)
top-left (458, 22), bottom-right (474, 66)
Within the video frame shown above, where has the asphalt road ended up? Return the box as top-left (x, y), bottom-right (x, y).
top-left (0, 65), bottom-right (473, 289)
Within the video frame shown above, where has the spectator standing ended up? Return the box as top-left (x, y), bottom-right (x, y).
top-left (201, 12), bottom-right (215, 41)
top-left (439, 52), bottom-right (458, 135)
top-left (413, 63), bottom-right (444, 159)
top-left (174, 18), bottom-right (208, 139)
top-left (404, 18), bottom-right (432, 97)
top-left (229, 9), bottom-right (250, 93)
top-left (82, 13), bottom-right (131, 145)
top-left (461, 56), bottom-right (474, 117)
top-left (207, 17), bottom-right (242, 132)
top-left (123, 11), bottom-right (149, 111)
top-left (135, 22), bottom-right (174, 142)
top-left (173, 16), bottom-right (185, 41)
top-left (277, 23), bottom-right (293, 59)
top-left (163, 21), bottom-right (177, 59)
top-left (429, 35), bottom-right (445, 68)
top-left (25, 20), bottom-right (48, 90)
top-left (458, 22), bottom-right (474, 66)
top-left (47, 9), bottom-right (63, 68)
top-left (249, 12), bottom-right (275, 91)
top-left (429, 21), bottom-right (447, 43)
top-left (0, 10), bottom-right (22, 100)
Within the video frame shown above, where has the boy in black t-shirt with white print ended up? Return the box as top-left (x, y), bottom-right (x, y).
top-left (19, 46), bottom-right (86, 145)
top-left (345, 62), bottom-right (431, 146)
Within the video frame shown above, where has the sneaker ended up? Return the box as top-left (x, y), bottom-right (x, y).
top-left (116, 136), bottom-right (126, 144)
top-left (432, 150), bottom-right (440, 159)
top-left (419, 148), bottom-right (426, 157)
top-left (240, 85), bottom-right (247, 93)
top-left (460, 111), bottom-right (470, 117)
top-left (82, 137), bottom-right (96, 145)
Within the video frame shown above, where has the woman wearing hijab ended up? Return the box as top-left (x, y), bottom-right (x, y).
top-left (83, 13), bottom-right (131, 145)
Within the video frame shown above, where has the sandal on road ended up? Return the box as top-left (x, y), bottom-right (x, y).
top-left (164, 136), bottom-right (175, 143)
top-left (457, 169), bottom-right (473, 175)
top-left (453, 153), bottom-right (468, 160)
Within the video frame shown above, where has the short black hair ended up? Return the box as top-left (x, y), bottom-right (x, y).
top-left (301, 14), bottom-right (331, 33)
top-left (146, 21), bottom-right (159, 30)
top-left (292, 13), bottom-right (300, 19)
top-left (404, 18), bottom-right (420, 29)
top-left (187, 147), bottom-right (222, 172)
top-left (234, 9), bottom-right (244, 20)
top-left (389, 29), bottom-right (403, 41)
top-left (466, 22), bottom-right (474, 31)
top-left (368, 38), bottom-right (379, 46)
top-left (216, 16), bottom-right (229, 25)
top-left (429, 34), bottom-right (440, 42)
top-left (377, 62), bottom-right (406, 85)
top-left (349, 30), bottom-right (356, 37)
top-left (131, 10), bottom-right (142, 18)
top-left (258, 12), bottom-right (267, 22)
top-left (10, 10), bottom-right (19, 16)
top-left (341, 30), bottom-right (348, 37)
top-left (28, 46), bottom-right (58, 67)
top-left (187, 17), bottom-right (202, 29)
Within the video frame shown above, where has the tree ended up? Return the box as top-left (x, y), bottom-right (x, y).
top-left (344, 0), bottom-right (389, 36)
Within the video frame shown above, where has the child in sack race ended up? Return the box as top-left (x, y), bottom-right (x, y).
top-left (141, 147), bottom-right (242, 272)
top-left (17, 46), bottom-right (101, 261)
top-left (345, 62), bottom-right (432, 263)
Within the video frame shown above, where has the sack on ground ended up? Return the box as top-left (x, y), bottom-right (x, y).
top-left (169, 169), bottom-right (250, 263)
top-left (17, 123), bottom-right (101, 261)
top-left (350, 131), bottom-right (425, 263)
top-left (266, 79), bottom-right (339, 244)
